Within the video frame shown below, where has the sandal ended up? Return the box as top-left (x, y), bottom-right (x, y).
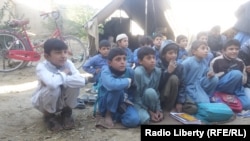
top-left (75, 99), bottom-right (86, 109)
top-left (79, 94), bottom-right (97, 104)
top-left (75, 102), bottom-right (86, 109)
top-left (88, 95), bottom-right (97, 104)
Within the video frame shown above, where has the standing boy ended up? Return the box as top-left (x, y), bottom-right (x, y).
top-left (97, 48), bottom-right (140, 128)
top-left (133, 35), bottom-right (153, 67)
top-left (207, 26), bottom-right (226, 57)
top-left (82, 40), bottom-right (111, 93)
top-left (196, 31), bottom-right (214, 66)
top-left (176, 35), bottom-right (188, 63)
top-left (31, 38), bottom-right (87, 131)
top-left (134, 46), bottom-right (163, 124)
top-left (152, 33), bottom-right (163, 62)
top-left (116, 33), bottom-right (134, 67)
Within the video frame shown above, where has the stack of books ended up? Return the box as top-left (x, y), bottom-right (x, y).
top-left (170, 112), bottom-right (202, 125)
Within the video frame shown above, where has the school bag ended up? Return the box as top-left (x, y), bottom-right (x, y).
top-left (195, 103), bottom-right (235, 124)
top-left (211, 91), bottom-right (243, 113)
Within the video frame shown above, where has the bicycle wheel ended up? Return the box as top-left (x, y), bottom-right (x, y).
top-left (0, 32), bottom-right (27, 72)
top-left (63, 35), bottom-right (88, 69)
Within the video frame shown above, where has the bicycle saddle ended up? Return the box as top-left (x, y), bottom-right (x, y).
top-left (9, 19), bottom-right (30, 27)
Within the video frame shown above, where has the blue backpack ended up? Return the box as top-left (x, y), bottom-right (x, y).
top-left (195, 103), bottom-right (235, 124)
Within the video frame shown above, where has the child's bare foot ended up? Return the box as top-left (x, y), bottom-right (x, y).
top-left (104, 111), bottom-right (114, 127)
top-left (104, 117), bottom-right (114, 127)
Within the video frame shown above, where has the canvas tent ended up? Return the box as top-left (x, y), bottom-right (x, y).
top-left (83, 0), bottom-right (175, 55)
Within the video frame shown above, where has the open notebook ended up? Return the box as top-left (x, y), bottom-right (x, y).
top-left (170, 112), bottom-right (202, 125)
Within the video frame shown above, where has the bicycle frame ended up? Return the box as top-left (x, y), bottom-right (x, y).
top-left (1, 10), bottom-right (87, 72)
top-left (6, 11), bottom-right (65, 62)
top-left (5, 20), bottom-right (41, 61)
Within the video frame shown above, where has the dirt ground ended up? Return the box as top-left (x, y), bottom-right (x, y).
top-left (0, 62), bottom-right (250, 141)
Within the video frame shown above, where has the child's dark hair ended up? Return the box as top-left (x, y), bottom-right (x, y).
top-left (152, 33), bottom-right (163, 40)
top-left (107, 48), bottom-right (126, 61)
top-left (210, 25), bottom-right (221, 32)
top-left (137, 46), bottom-right (155, 61)
top-left (222, 39), bottom-right (240, 50)
top-left (160, 40), bottom-right (179, 57)
top-left (190, 40), bottom-right (207, 52)
top-left (139, 35), bottom-right (153, 46)
top-left (99, 39), bottom-right (111, 48)
top-left (196, 31), bottom-right (208, 40)
top-left (176, 35), bottom-right (187, 43)
top-left (44, 38), bottom-right (68, 54)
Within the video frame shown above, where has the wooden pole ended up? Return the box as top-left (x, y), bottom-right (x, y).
top-left (145, 0), bottom-right (148, 35)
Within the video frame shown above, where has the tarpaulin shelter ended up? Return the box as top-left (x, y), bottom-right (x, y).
top-left (83, 0), bottom-right (175, 55)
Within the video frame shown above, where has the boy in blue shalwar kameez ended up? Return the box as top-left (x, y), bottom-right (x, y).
top-left (134, 46), bottom-right (163, 124)
top-left (180, 40), bottom-right (218, 114)
top-left (98, 48), bottom-right (140, 128)
top-left (116, 33), bottom-right (134, 68)
top-left (82, 40), bottom-right (111, 93)
top-left (152, 33), bottom-right (163, 62)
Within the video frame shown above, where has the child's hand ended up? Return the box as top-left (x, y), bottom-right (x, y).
top-left (167, 60), bottom-right (177, 73)
top-left (149, 110), bottom-right (158, 122)
top-left (149, 110), bottom-right (163, 122)
top-left (62, 68), bottom-right (72, 75)
top-left (95, 68), bottom-right (100, 74)
top-left (207, 71), bottom-right (214, 78)
top-left (175, 103), bottom-right (182, 112)
top-left (156, 111), bottom-right (164, 121)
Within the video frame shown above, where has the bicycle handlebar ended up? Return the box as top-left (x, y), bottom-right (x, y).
top-left (40, 11), bottom-right (60, 20)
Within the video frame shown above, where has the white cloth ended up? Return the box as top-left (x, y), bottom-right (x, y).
top-left (31, 60), bottom-right (86, 113)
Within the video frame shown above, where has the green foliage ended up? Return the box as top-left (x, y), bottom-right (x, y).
top-left (63, 5), bottom-right (97, 40)
top-left (0, 0), bottom-right (25, 30)
top-left (41, 5), bottom-right (97, 40)
top-left (40, 16), bottom-right (58, 34)
top-left (0, 0), bottom-right (14, 29)
top-left (98, 24), bottom-right (104, 35)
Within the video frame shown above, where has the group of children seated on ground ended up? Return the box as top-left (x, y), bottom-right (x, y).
top-left (30, 30), bottom-right (250, 131)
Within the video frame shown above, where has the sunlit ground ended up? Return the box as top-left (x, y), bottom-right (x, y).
top-left (0, 81), bottom-right (38, 94)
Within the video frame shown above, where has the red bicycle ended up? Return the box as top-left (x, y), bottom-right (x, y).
top-left (0, 10), bottom-right (88, 72)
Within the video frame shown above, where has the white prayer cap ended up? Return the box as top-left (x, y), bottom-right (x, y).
top-left (116, 33), bottom-right (128, 42)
